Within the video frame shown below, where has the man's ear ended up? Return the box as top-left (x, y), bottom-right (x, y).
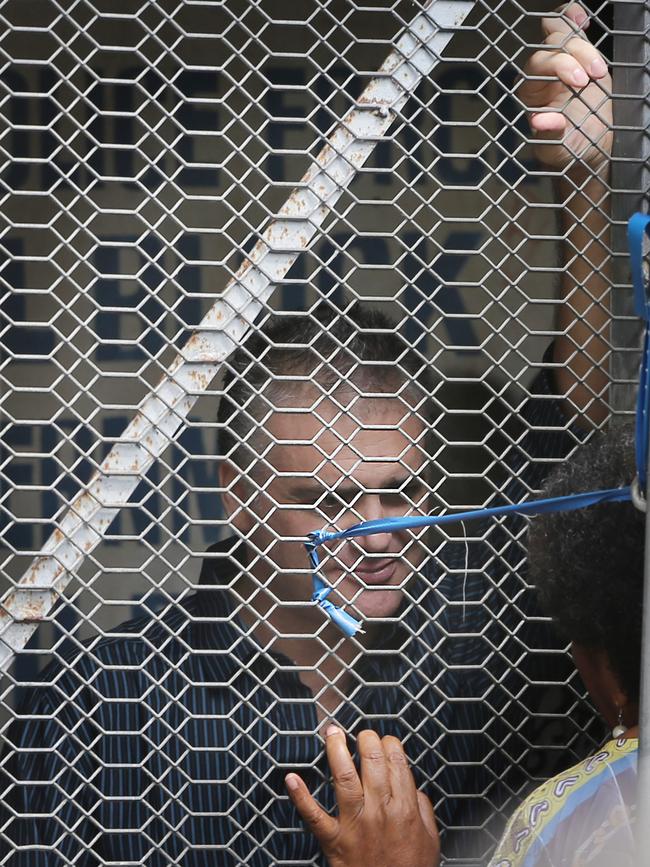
top-left (219, 459), bottom-right (254, 534)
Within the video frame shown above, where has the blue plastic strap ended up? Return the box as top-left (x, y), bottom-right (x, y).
top-left (307, 486), bottom-right (631, 637)
top-left (628, 213), bottom-right (650, 490)
top-left (628, 212), bottom-right (650, 320)
top-left (308, 486), bottom-right (631, 548)
top-left (307, 544), bottom-right (365, 637)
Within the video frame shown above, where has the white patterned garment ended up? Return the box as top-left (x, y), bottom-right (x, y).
top-left (489, 738), bottom-right (637, 867)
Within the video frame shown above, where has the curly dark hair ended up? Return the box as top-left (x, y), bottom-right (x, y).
top-left (527, 422), bottom-right (644, 703)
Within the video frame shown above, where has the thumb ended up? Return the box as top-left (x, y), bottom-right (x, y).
top-left (286, 773), bottom-right (340, 846)
top-left (417, 790), bottom-right (441, 857)
top-left (530, 112), bottom-right (567, 135)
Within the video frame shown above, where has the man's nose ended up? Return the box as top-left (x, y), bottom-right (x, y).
top-left (353, 494), bottom-right (392, 552)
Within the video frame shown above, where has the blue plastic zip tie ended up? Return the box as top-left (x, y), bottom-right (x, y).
top-left (628, 212), bottom-right (650, 490)
top-left (306, 487), bottom-right (631, 637)
top-left (305, 213), bottom-right (650, 638)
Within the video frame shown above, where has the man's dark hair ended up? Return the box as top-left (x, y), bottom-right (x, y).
top-left (217, 303), bottom-right (435, 474)
top-left (528, 422), bottom-right (643, 702)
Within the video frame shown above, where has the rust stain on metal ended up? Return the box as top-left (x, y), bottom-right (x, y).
top-left (185, 333), bottom-right (201, 352)
top-left (19, 599), bottom-right (48, 622)
top-left (357, 93), bottom-right (392, 107)
top-left (284, 189), bottom-right (309, 214)
top-left (6, 590), bottom-right (57, 624)
top-left (318, 144), bottom-right (333, 166)
top-left (74, 490), bottom-right (99, 514)
top-left (23, 556), bottom-right (64, 586)
top-left (127, 414), bottom-right (146, 436)
top-left (188, 369), bottom-right (211, 390)
top-left (234, 257), bottom-right (253, 279)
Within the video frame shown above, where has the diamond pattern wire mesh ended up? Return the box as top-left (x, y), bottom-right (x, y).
top-left (0, 0), bottom-right (644, 864)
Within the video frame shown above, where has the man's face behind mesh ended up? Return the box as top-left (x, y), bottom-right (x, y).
top-left (230, 393), bottom-right (430, 622)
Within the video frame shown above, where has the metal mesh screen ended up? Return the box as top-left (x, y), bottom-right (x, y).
top-left (0, 0), bottom-right (646, 864)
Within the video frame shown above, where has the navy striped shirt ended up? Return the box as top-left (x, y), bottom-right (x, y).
top-left (1, 371), bottom-right (600, 865)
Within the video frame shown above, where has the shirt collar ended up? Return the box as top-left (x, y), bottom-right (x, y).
top-left (185, 537), bottom-right (262, 678)
top-left (198, 536), bottom-right (248, 588)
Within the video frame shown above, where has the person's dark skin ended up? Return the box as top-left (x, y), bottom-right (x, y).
top-left (571, 642), bottom-right (639, 739)
top-left (285, 727), bottom-right (440, 867)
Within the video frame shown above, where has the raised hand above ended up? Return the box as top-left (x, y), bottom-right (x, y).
top-left (518, 2), bottom-right (612, 174)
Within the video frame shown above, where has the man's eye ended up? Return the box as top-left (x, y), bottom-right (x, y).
top-left (404, 480), bottom-right (427, 502)
top-left (319, 488), bottom-right (362, 513)
top-left (319, 494), bottom-right (343, 515)
top-left (381, 481), bottom-right (426, 506)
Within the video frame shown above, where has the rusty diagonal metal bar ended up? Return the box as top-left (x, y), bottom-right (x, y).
top-left (0, 0), bottom-right (475, 670)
